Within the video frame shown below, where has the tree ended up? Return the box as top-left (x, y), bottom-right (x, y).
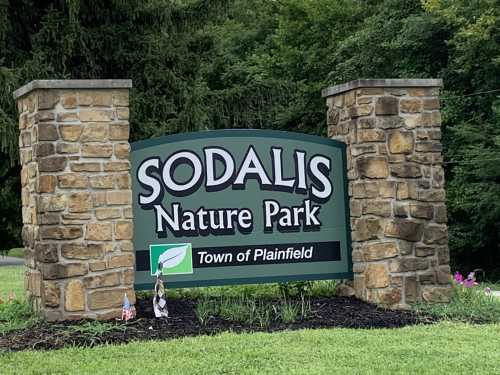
top-left (0, 0), bottom-right (499, 278)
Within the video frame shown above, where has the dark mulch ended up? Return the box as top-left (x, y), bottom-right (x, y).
top-left (0, 296), bottom-right (435, 352)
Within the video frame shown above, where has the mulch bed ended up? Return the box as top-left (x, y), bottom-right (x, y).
top-left (0, 296), bottom-right (435, 352)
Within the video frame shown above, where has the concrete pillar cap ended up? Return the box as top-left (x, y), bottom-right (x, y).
top-left (322, 79), bottom-right (443, 98)
top-left (13, 79), bottom-right (133, 100)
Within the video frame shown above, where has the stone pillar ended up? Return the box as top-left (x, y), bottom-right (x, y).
top-left (323, 79), bottom-right (451, 308)
top-left (13, 80), bottom-right (135, 320)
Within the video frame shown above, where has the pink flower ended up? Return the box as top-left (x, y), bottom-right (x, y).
top-left (454, 271), bottom-right (464, 284)
top-left (463, 278), bottom-right (477, 288)
top-left (463, 272), bottom-right (478, 288)
top-left (485, 287), bottom-right (492, 296)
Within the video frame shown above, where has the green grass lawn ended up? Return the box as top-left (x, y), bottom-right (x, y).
top-left (1, 265), bottom-right (500, 374)
top-left (0, 248), bottom-right (24, 258)
top-left (5, 248), bottom-right (24, 258)
top-left (0, 266), bottom-right (24, 300)
top-left (8, 247), bottom-right (24, 258)
top-left (0, 323), bottom-right (498, 374)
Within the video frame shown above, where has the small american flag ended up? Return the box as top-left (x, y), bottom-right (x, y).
top-left (121, 293), bottom-right (135, 321)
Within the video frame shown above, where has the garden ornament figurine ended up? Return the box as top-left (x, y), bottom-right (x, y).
top-left (153, 271), bottom-right (169, 318)
top-left (121, 293), bottom-right (136, 322)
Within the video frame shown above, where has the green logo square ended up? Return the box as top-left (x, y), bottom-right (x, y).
top-left (149, 243), bottom-right (193, 276)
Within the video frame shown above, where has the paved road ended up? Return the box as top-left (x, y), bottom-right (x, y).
top-left (0, 256), bottom-right (24, 266)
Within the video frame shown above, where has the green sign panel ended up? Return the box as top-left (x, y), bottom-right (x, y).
top-left (131, 130), bottom-right (352, 289)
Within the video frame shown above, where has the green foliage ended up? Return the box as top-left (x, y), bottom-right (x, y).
top-left (279, 300), bottom-right (299, 323)
top-left (169, 280), bottom-right (336, 300)
top-left (1, 324), bottom-right (500, 373)
top-left (65, 321), bottom-right (126, 336)
top-left (218, 296), bottom-right (277, 327)
top-left (64, 321), bottom-right (127, 346)
top-left (0, 0), bottom-right (500, 277)
top-left (6, 248), bottom-right (24, 258)
top-left (0, 265), bottom-right (25, 298)
top-left (278, 280), bottom-right (338, 299)
top-left (194, 293), bottom-right (312, 326)
top-left (278, 281), bottom-right (313, 299)
top-left (413, 283), bottom-right (500, 323)
top-left (309, 280), bottom-right (338, 298)
top-left (0, 299), bottom-right (39, 335)
top-left (194, 297), bottom-right (216, 325)
top-left (0, 266), bottom-right (39, 335)
top-left (444, 99), bottom-right (500, 277)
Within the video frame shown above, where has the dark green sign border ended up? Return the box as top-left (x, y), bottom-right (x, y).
top-left (131, 129), bottom-right (353, 289)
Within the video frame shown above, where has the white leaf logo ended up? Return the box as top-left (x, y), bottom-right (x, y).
top-left (158, 244), bottom-right (189, 270)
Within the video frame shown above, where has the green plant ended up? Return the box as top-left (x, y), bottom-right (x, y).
top-left (0, 299), bottom-right (40, 335)
top-left (2, 323), bottom-right (500, 374)
top-left (215, 296), bottom-right (277, 327)
top-left (64, 321), bottom-right (127, 346)
top-left (278, 281), bottom-right (313, 299)
top-left (299, 293), bottom-right (312, 319)
top-left (414, 283), bottom-right (500, 323)
top-left (135, 290), bottom-right (154, 300)
top-left (280, 301), bottom-right (299, 323)
top-left (309, 280), bottom-right (338, 298)
top-left (6, 248), bottom-right (23, 258)
top-left (0, 266), bottom-right (24, 299)
top-left (254, 301), bottom-right (271, 328)
top-left (219, 296), bottom-right (251, 323)
top-left (195, 298), bottom-right (218, 325)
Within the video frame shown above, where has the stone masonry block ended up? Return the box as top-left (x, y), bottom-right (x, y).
top-left (365, 264), bottom-right (389, 288)
top-left (38, 156), bottom-right (67, 172)
top-left (115, 221), bottom-right (133, 240)
top-left (65, 280), bottom-right (85, 312)
top-left (109, 123), bottom-right (130, 140)
top-left (85, 222), bottom-right (112, 241)
top-left (356, 156), bottom-right (389, 179)
top-left (41, 263), bottom-right (88, 280)
top-left (108, 254), bottom-right (134, 269)
top-left (40, 225), bottom-right (83, 240)
top-left (59, 125), bottom-right (83, 141)
top-left (38, 123), bottom-right (58, 141)
top-left (388, 131), bottom-right (413, 154)
top-left (384, 219), bottom-right (424, 242)
top-left (84, 272), bottom-right (121, 289)
top-left (61, 243), bottom-right (104, 260)
top-left (82, 143), bottom-right (113, 158)
top-left (375, 97), bottom-right (398, 115)
top-left (88, 288), bottom-right (135, 310)
top-left (81, 123), bottom-right (109, 142)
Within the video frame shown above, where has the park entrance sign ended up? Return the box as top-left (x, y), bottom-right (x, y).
top-left (131, 130), bottom-right (352, 289)
top-left (13, 78), bottom-right (451, 321)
